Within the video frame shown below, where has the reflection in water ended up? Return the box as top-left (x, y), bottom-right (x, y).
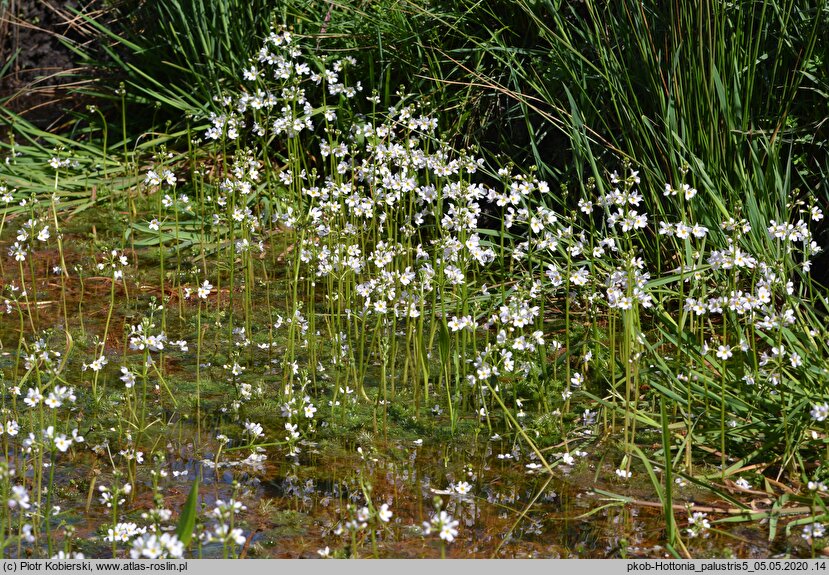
top-left (0, 250), bottom-right (793, 560)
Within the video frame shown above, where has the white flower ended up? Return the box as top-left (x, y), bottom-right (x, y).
top-left (632, 212), bottom-right (648, 229)
top-left (789, 352), bottom-right (802, 368)
top-left (144, 170), bottom-right (161, 187)
top-left (715, 345), bottom-right (732, 361)
top-left (439, 522), bottom-right (458, 542)
top-left (130, 533), bottom-right (184, 559)
top-left (453, 481), bottom-right (472, 495)
top-left (197, 280), bottom-right (213, 299)
top-left (84, 355), bottom-right (108, 372)
top-left (378, 503), bottom-right (393, 523)
top-left (105, 522), bottom-right (145, 543)
top-left (228, 528), bottom-right (246, 545)
top-left (570, 269), bottom-right (589, 286)
top-left (686, 512), bottom-right (710, 538)
top-left (423, 511), bottom-right (459, 543)
top-left (24, 388), bottom-right (43, 408)
top-left (8, 485), bottom-right (30, 509)
top-left (244, 421), bottom-right (265, 438)
top-left (10, 242), bottom-right (26, 262)
top-left (53, 435), bottom-right (72, 452)
top-left (5, 420), bottom-right (19, 436)
top-left (810, 403), bottom-right (829, 422)
top-left (802, 523), bottom-right (825, 540)
top-left (120, 367), bottom-right (136, 388)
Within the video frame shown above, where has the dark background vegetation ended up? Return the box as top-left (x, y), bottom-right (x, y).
top-left (0, 0), bottom-right (105, 127)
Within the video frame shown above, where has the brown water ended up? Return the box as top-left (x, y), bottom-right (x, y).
top-left (0, 229), bottom-right (821, 559)
top-left (35, 428), bottom-right (781, 559)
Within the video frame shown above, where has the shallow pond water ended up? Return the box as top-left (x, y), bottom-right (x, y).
top-left (0, 224), bottom-right (822, 559)
top-left (25, 425), bottom-right (782, 559)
